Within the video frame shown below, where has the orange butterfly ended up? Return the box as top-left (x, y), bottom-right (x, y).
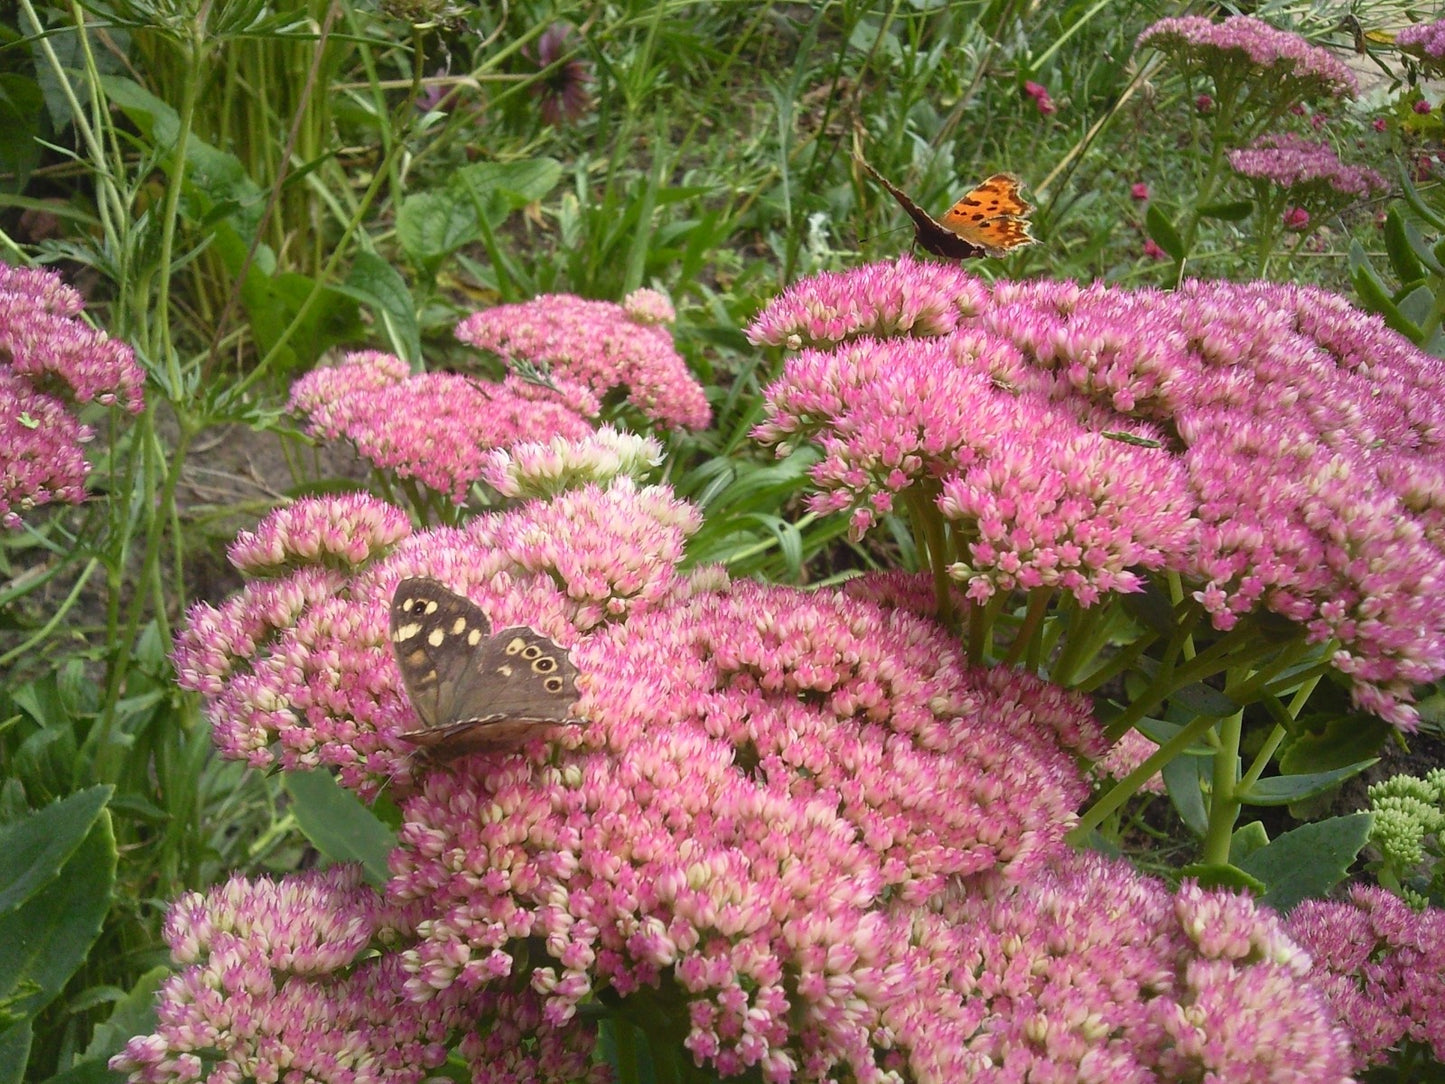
top-left (858, 157), bottom-right (1038, 260)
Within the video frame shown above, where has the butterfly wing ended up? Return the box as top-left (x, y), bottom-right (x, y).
top-left (858, 157), bottom-right (987, 260)
top-left (389, 578), bottom-right (579, 758)
top-left (938, 173), bottom-right (1038, 258)
top-left (390, 577), bottom-right (495, 729)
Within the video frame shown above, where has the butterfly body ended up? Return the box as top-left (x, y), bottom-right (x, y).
top-left (390, 577), bottom-right (579, 759)
top-left (859, 158), bottom-right (1037, 260)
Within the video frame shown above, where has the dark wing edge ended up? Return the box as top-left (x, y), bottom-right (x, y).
top-left (856, 155), bottom-right (986, 261)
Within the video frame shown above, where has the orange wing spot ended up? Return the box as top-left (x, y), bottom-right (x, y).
top-left (936, 172), bottom-right (1037, 257)
top-left (858, 155), bottom-right (1038, 260)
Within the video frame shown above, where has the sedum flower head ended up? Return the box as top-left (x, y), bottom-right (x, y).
top-left (227, 492), bottom-right (413, 576)
top-left (1399, 18), bottom-right (1445, 74)
top-left (746, 254), bottom-right (989, 350)
top-left (481, 425), bottom-right (663, 499)
top-left (749, 261), bottom-right (1445, 726)
top-left (109, 866), bottom-right (462, 1084)
top-left (1286, 884), bottom-right (1445, 1072)
top-left (0, 262), bottom-right (145, 529)
top-left (916, 857), bottom-right (1351, 1083)
top-left (1092, 729), bottom-right (1166, 794)
top-left (622, 287), bottom-right (675, 326)
top-left (288, 351), bottom-right (597, 503)
top-left (1368, 768), bottom-right (1445, 877)
top-left (1136, 15), bottom-right (1358, 103)
top-left (1229, 133), bottom-right (1388, 211)
top-left (456, 293), bottom-right (709, 430)
top-left (172, 474), bottom-right (704, 788)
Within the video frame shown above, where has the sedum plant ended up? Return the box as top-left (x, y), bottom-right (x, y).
top-left (748, 256), bottom-right (1444, 879)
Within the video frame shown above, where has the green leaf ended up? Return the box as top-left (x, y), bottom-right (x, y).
top-left (1236, 759), bottom-right (1377, 806)
top-left (1398, 282), bottom-right (1435, 329)
top-left (1229, 820), bottom-right (1269, 864)
top-left (1280, 713), bottom-right (1392, 774)
top-left (0, 811), bottom-right (116, 1022)
top-left (1169, 682), bottom-right (1238, 718)
top-left (1119, 583), bottom-right (1175, 637)
top-left (0, 74), bottom-right (44, 191)
top-left (99, 76), bottom-right (264, 238)
top-left (396, 190), bottom-right (483, 277)
top-left (81, 965), bottom-right (167, 1063)
top-left (1416, 686), bottom-right (1445, 729)
top-left (1176, 862), bottom-right (1266, 894)
top-left (283, 771), bottom-right (395, 886)
top-left (0, 787), bottom-right (112, 917)
top-left (397, 158), bottom-right (564, 279)
top-left (337, 252), bottom-right (421, 366)
top-left (0, 1021), bottom-right (31, 1084)
top-left (453, 158), bottom-right (563, 224)
top-left (1384, 207), bottom-right (1428, 281)
top-left (1240, 812), bottom-right (1374, 913)
top-left (1162, 754), bottom-right (1208, 837)
top-left (1144, 205), bottom-right (1184, 261)
top-left (1195, 199), bottom-right (1254, 222)
top-left (1399, 165), bottom-right (1445, 232)
top-left (1351, 241), bottom-right (1419, 340)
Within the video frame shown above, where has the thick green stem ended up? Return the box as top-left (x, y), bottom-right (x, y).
top-left (903, 486), bottom-right (955, 628)
top-left (1001, 587), bottom-right (1051, 670)
top-left (1201, 706), bottom-right (1244, 865)
top-left (1175, 81), bottom-right (1243, 285)
top-left (1102, 625), bottom-right (1278, 744)
top-left (1070, 711), bottom-right (1220, 842)
top-left (1239, 674), bottom-right (1322, 792)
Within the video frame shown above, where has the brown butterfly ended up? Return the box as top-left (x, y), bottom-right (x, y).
top-left (389, 577), bottom-right (579, 760)
top-left (858, 157), bottom-right (1038, 260)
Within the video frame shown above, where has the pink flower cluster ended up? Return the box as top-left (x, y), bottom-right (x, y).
top-left (1092, 728), bottom-right (1166, 794)
top-left (108, 867), bottom-right (450, 1084)
top-left (108, 865), bottom-right (600, 1084)
top-left (749, 257), bottom-right (1445, 725)
top-left (481, 425), bottom-right (663, 499)
top-left (0, 262), bottom-right (144, 529)
top-left (747, 259), bottom-right (989, 350)
top-left (287, 350), bottom-right (596, 502)
top-left (1229, 133), bottom-right (1388, 198)
top-left (1022, 79), bottom-right (1056, 115)
top-left (456, 289), bottom-right (709, 430)
top-left (622, 287), bottom-right (675, 326)
top-left (171, 480), bottom-right (704, 787)
top-left (1399, 17), bottom-right (1445, 70)
top-left (1137, 15), bottom-right (1358, 101)
top-left (1286, 884), bottom-right (1445, 1073)
top-left (153, 474), bottom-right (1359, 1080)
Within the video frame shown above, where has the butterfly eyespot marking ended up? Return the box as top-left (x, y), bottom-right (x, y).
top-left (389, 578), bottom-right (582, 761)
